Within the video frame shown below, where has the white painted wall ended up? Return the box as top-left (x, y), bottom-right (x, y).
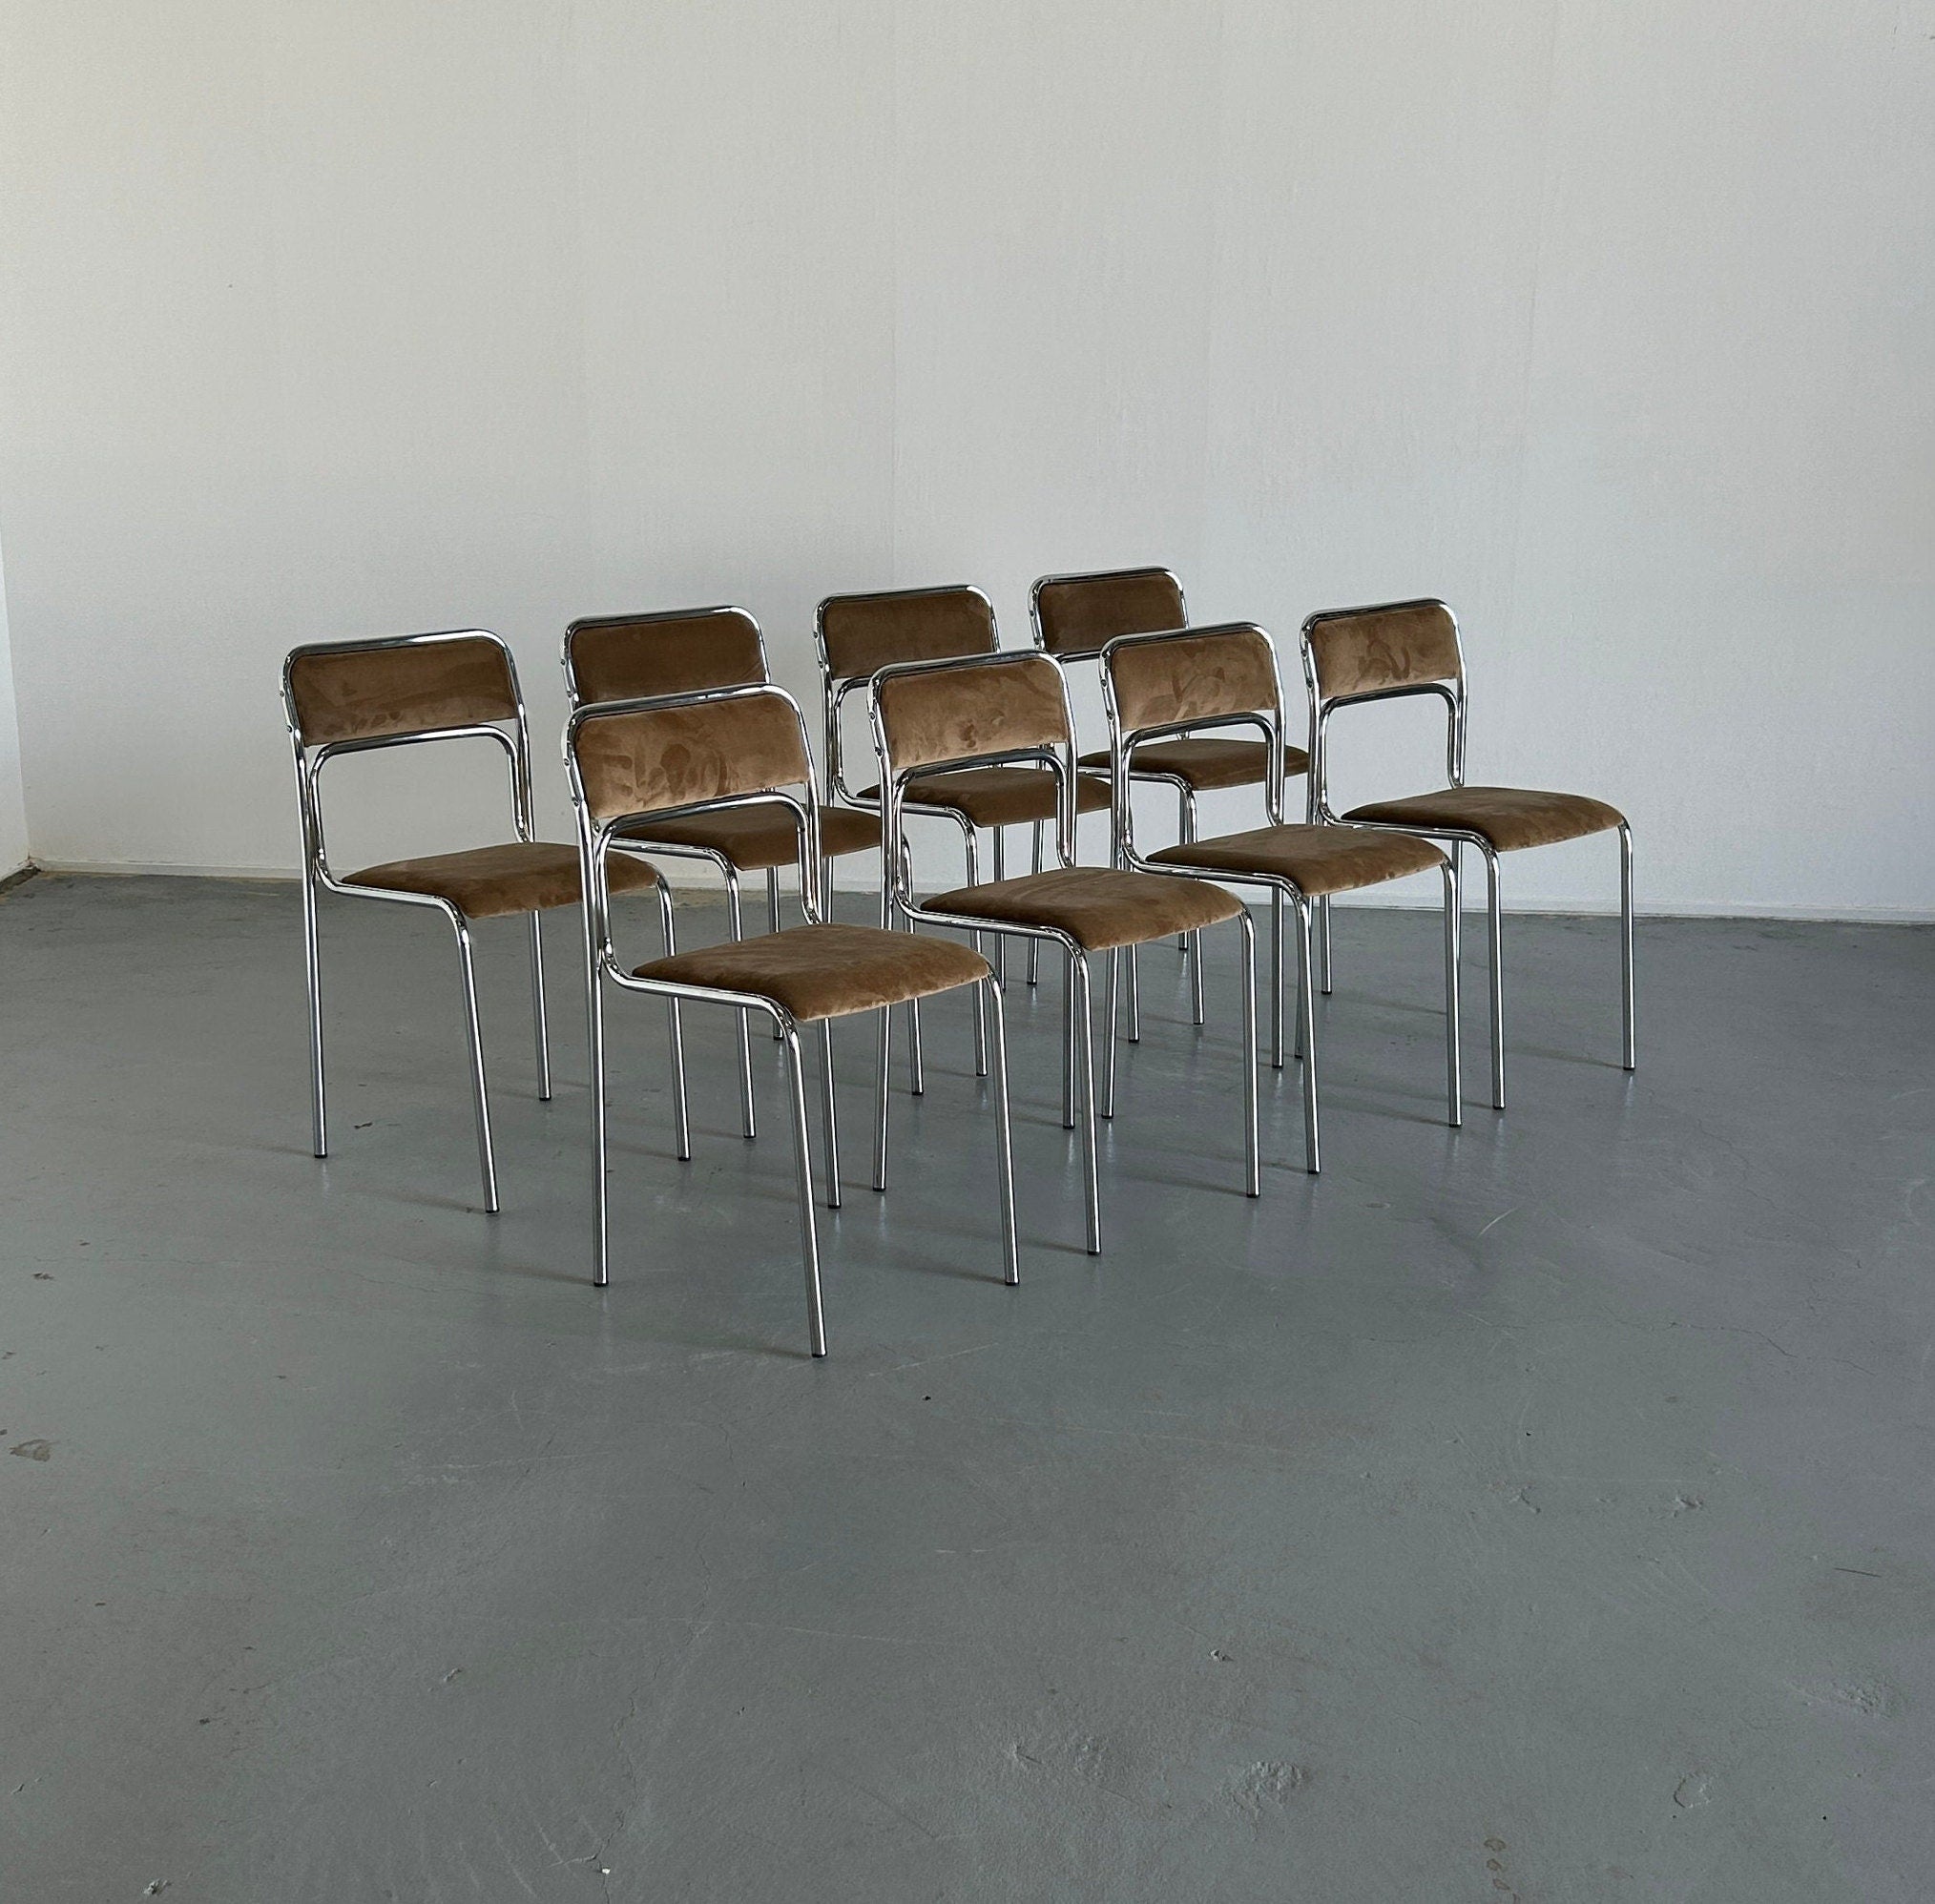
top-left (0, 534), bottom-right (28, 877)
top-left (0, 1), bottom-right (1929, 913)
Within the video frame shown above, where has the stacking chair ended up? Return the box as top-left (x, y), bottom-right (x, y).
top-left (567, 683), bottom-right (1015, 1354)
top-left (282, 629), bottom-right (664, 1210)
top-left (868, 649), bottom-right (1258, 1254)
top-left (1101, 624), bottom-right (1461, 1174)
top-left (815, 585), bottom-right (1113, 1076)
top-left (1300, 599), bottom-right (1633, 1109)
top-left (564, 606), bottom-right (884, 1139)
top-left (1030, 566), bottom-right (1311, 1024)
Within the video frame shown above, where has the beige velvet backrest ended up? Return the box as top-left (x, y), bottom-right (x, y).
top-left (874, 653), bottom-right (1072, 776)
top-left (1105, 625), bottom-right (1280, 737)
top-left (286, 633), bottom-right (517, 746)
top-left (1032, 568), bottom-right (1185, 659)
top-left (1303, 600), bottom-right (1462, 702)
top-left (571, 689), bottom-right (811, 826)
top-left (817, 587), bottom-right (998, 685)
top-left (566, 608), bottom-right (766, 709)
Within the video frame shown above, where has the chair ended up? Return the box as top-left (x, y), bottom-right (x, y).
top-left (564, 605), bottom-right (884, 1139)
top-left (868, 649), bottom-right (1257, 1254)
top-left (567, 683), bottom-right (1015, 1353)
top-left (281, 628), bottom-right (666, 1210)
top-left (1300, 599), bottom-right (1633, 1109)
top-left (1030, 566), bottom-right (1312, 1024)
top-left (1101, 623), bottom-right (1461, 1173)
top-left (814, 585), bottom-right (1113, 1078)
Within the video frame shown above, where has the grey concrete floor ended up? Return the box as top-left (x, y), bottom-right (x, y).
top-left (2, 872), bottom-right (1931, 1901)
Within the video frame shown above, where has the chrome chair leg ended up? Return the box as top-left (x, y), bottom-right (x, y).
top-left (780, 1023), bottom-right (828, 1358)
top-left (656, 880), bottom-right (691, 1160)
top-left (818, 1020), bottom-right (842, 1210)
top-left (1318, 894), bottom-right (1334, 995)
top-left (1183, 789), bottom-right (1204, 1026)
top-left (1296, 900), bottom-right (1320, 1173)
top-left (302, 869), bottom-right (327, 1157)
top-left (1068, 943), bottom-right (1083, 1122)
top-left (1026, 821), bottom-right (1043, 985)
top-left (1176, 786), bottom-right (1193, 952)
top-left (985, 976), bottom-right (1019, 1284)
top-left (1125, 936), bottom-right (1141, 1042)
top-left (990, 825), bottom-right (1008, 983)
top-left (962, 823), bottom-right (988, 1077)
top-left (449, 915), bottom-right (500, 1212)
top-left (587, 942), bottom-right (610, 1286)
top-left (527, 912), bottom-right (552, 1101)
top-left (1071, 951), bottom-right (1101, 1253)
top-left (767, 866), bottom-right (784, 1039)
top-left (892, 839), bottom-right (925, 1097)
top-left (1485, 846), bottom-right (1506, 1109)
top-left (723, 870), bottom-right (758, 1138)
top-left (1238, 910), bottom-right (1260, 1196)
top-left (873, 1000), bottom-right (892, 1192)
top-left (1102, 948), bottom-right (1119, 1119)
top-left (1619, 823), bottom-right (1636, 1071)
top-left (1270, 888), bottom-right (1286, 1069)
top-left (1441, 860), bottom-right (1463, 1128)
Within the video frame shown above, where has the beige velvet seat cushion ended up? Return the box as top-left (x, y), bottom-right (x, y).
top-left (863, 766), bottom-right (1112, 830)
top-left (926, 866), bottom-right (1243, 954)
top-left (1076, 736), bottom-right (1309, 794)
top-left (1342, 786), bottom-right (1624, 853)
top-left (1150, 824), bottom-right (1446, 898)
top-left (623, 800), bottom-right (880, 873)
top-left (634, 921), bottom-right (988, 1023)
top-left (343, 842), bottom-right (659, 920)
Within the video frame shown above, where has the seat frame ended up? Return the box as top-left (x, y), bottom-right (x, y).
top-left (868, 650), bottom-right (1259, 1254)
top-left (566, 682), bottom-right (1017, 1352)
top-left (282, 628), bottom-right (655, 1211)
top-left (1102, 622), bottom-right (1463, 1173)
top-left (1300, 597), bottom-right (1634, 1109)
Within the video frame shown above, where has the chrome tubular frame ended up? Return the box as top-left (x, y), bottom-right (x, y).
top-left (281, 629), bottom-right (559, 1214)
top-left (1028, 567), bottom-right (1202, 1035)
top-left (1300, 597), bottom-right (1633, 1109)
top-left (565, 683), bottom-right (1018, 1346)
top-left (867, 650), bottom-right (1259, 1254)
top-left (1101, 622), bottom-right (1463, 1173)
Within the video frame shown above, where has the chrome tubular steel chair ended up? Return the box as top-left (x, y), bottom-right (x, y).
top-left (1030, 566), bottom-right (1311, 1024)
top-left (568, 684), bottom-right (1015, 1352)
top-left (1101, 624), bottom-right (1461, 1174)
top-left (814, 585), bottom-right (1113, 1078)
top-left (1301, 599), bottom-right (1633, 1110)
top-left (868, 650), bottom-right (1258, 1254)
top-left (282, 628), bottom-right (665, 1210)
top-left (564, 606), bottom-right (884, 1140)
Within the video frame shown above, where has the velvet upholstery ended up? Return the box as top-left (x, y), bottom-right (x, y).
top-left (344, 841), bottom-right (659, 919)
top-left (1106, 627), bottom-right (1279, 735)
top-left (927, 865), bottom-right (1243, 953)
top-left (876, 653), bottom-right (1070, 775)
top-left (1343, 786), bottom-right (1624, 853)
top-left (634, 921), bottom-right (988, 1024)
top-left (1306, 602), bottom-right (1462, 700)
top-left (624, 799), bottom-right (881, 872)
top-left (1077, 736), bottom-right (1308, 793)
top-left (818, 588), bottom-right (997, 683)
top-left (572, 692), bottom-right (810, 825)
top-left (568, 609), bottom-right (764, 707)
top-left (1150, 824), bottom-right (1446, 898)
top-left (862, 766), bottom-right (1111, 829)
top-left (1033, 569), bottom-right (1184, 658)
top-left (288, 636), bottom-right (517, 745)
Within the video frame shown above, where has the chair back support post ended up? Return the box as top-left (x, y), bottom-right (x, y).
top-left (281, 630), bottom-right (533, 885)
top-left (1098, 623), bottom-right (1289, 854)
top-left (866, 651), bottom-right (1081, 909)
top-left (813, 586), bottom-right (1000, 805)
top-left (1300, 600), bottom-right (1468, 822)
